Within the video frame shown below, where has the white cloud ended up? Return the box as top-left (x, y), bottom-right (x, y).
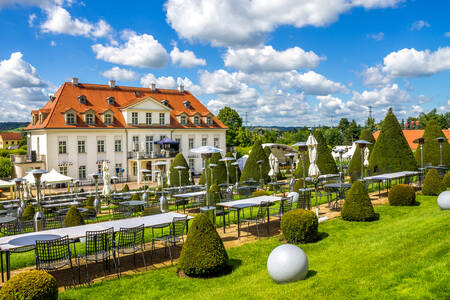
top-left (280, 70), bottom-right (348, 95)
top-left (101, 66), bottom-right (137, 81)
top-left (170, 46), bottom-right (206, 68)
top-left (382, 47), bottom-right (450, 77)
top-left (0, 52), bottom-right (47, 88)
top-left (176, 77), bottom-right (202, 95)
top-left (445, 32), bottom-right (450, 38)
top-left (165, 0), bottom-right (405, 46)
top-left (351, 84), bottom-right (410, 107)
top-left (317, 95), bottom-right (353, 116)
top-left (28, 13), bottom-right (36, 27)
top-left (360, 66), bottom-right (391, 88)
top-left (0, 0), bottom-right (66, 9)
top-left (140, 74), bottom-right (176, 89)
top-left (199, 69), bottom-right (248, 95)
top-left (367, 32), bottom-right (384, 41)
top-left (92, 31), bottom-right (169, 68)
top-left (410, 20), bottom-right (430, 31)
top-left (50, 40), bottom-right (56, 47)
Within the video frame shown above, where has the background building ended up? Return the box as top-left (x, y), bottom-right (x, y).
top-left (0, 132), bottom-right (22, 149)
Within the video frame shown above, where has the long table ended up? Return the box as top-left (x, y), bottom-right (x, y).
top-left (216, 196), bottom-right (282, 238)
top-left (173, 191), bottom-right (206, 213)
top-left (0, 212), bottom-right (192, 281)
top-left (363, 171), bottom-right (420, 197)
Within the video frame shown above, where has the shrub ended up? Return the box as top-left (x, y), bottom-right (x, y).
top-left (209, 184), bottom-right (220, 205)
top-left (142, 206), bottom-right (160, 216)
top-left (199, 153), bottom-right (228, 186)
top-left (369, 108), bottom-right (417, 174)
top-left (0, 157), bottom-right (13, 178)
top-left (169, 153), bottom-right (191, 187)
top-left (65, 206), bottom-right (85, 227)
top-left (341, 181), bottom-right (378, 222)
top-left (225, 152), bottom-right (239, 184)
top-left (294, 151), bottom-right (310, 179)
top-left (388, 184), bottom-right (416, 206)
top-left (240, 138), bottom-right (270, 184)
top-left (131, 193), bottom-right (141, 201)
top-left (314, 129), bottom-right (338, 175)
top-left (414, 119), bottom-right (450, 167)
top-left (0, 203), bottom-right (4, 210)
top-left (443, 172), bottom-right (450, 189)
top-left (293, 178), bottom-right (305, 192)
top-left (121, 184), bottom-right (130, 193)
top-left (281, 209), bottom-right (318, 243)
top-left (179, 214), bottom-right (228, 277)
top-left (0, 270), bottom-right (58, 300)
top-left (422, 169), bottom-right (445, 196)
top-left (348, 129), bottom-right (375, 181)
top-left (85, 196), bottom-right (95, 211)
top-left (21, 205), bottom-right (35, 221)
top-left (251, 190), bottom-right (270, 197)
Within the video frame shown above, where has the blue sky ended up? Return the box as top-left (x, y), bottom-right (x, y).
top-left (0, 0), bottom-right (448, 126)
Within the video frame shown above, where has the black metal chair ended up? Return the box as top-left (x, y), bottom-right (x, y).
top-left (151, 216), bottom-right (187, 264)
top-left (45, 215), bottom-right (65, 229)
top-left (78, 227), bottom-right (116, 283)
top-left (35, 235), bottom-right (76, 287)
top-left (113, 224), bottom-right (146, 277)
top-left (270, 196), bottom-right (293, 218)
top-left (112, 204), bottom-right (132, 219)
top-left (240, 202), bottom-right (269, 238)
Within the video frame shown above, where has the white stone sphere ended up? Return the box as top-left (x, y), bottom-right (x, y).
top-left (267, 244), bottom-right (308, 283)
top-left (437, 190), bottom-right (450, 210)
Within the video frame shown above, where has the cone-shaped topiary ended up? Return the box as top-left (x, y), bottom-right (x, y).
top-left (263, 146), bottom-right (272, 159)
top-left (388, 184), bottom-right (416, 206)
top-left (169, 153), bottom-right (191, 187)
top-left (85, 196), bottom-right (95, 212)
top-left (443, 172), bottom-right (450, 188)
top-left (65, 205), bottom-right (85, 227)
top-left (293, 178), bottom-right (305, 192)
top-left (369, 108), bottom-right (417, 174)
top-left (131, 193), bottom-right (141, 201)
top-left (225, 152), bottom-right (239, 184)
top-left (209, 183), bottom-right (220, 205)
top-left (348, 129), bottom-right (375, 181)
top-left (121, 184), bottom-right (130, 192)
top-left (21, 205), bottom-right (35, 221)
top-left (0, 270), bottom-right (58, 300)
top-left (422, 169), bottom-right (445, 196)
top-left (294, 151), bottom-right (310, 179)
top-left (240, 138), bottom-right (270, 183)
top-left (281, 209), bottom-right (318, 243)
top-left (313, 129), bottom-right (338, 175)
top-left (198, 153), bottom-right (227, 186)
top-left (179, 214), bottom-right (229, 277)
top-left (414, 119), bottom-right (450, 167)
top-left (341, 181), bottom-right (378, 221)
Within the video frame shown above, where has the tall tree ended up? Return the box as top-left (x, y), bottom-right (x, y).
top-left (313, 129), bottom-right (338, 175)
top-left (414, 119), bottom-right (450, 167)
top-left (240, 138), bottom-right (270, 183)
top-left (217, 107), bottom-right (242, 147)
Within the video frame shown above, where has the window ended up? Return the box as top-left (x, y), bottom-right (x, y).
top-left (5, 141), bottom-right (8, 145)
top-left (194, 116), bottom-right (200, 125)
top-left (132, 162), bottom-right (137, 176)
top-left (66, 113), bottom-right (75, 125)
top-left (175, 137), bottom-right (181, 150)
top-left (131, 112), bottom-right (138, 125)
top-left (146, 112), bottom-right (152, 125)
top-left (207, 116), bottom-right (213, 125)
top-left (115, 163), bottom-right (122, 175)
top-left (145, 136), bottom-right (153, 154)
top-left (132, 136), bottom-right (139, 151)
top-left (159, 113), bottom-right (165, 125)
top-left (180, 115), bottom-right (187, 125)
top-left (189, 159), bottom-right (194, 171)
top-left (86, 113), bottom-right (95, 125)
top-left (78, 166), bottom-right (86, 180)
top-left (97, 164), bottom-right (102, 174)
top-left (58, 141), bottom-right (67, 154)
top-left (202, 137), bottom-right (207, 146)
top-left (104, 113), bottom-right (113, 124)
top-left (160, 135), bottom-right (166, 140)
top-left (214, 136), bottom-right (219, 148)
top-left (188, 138), bottom-right (194, 150)
top-left (78, 140), bottom-right (86, 153)
top-left (97, 140), bottom-right (105, 153)
top-left (114, 139), bottom-right (122, 152)
top-left (59, 166), bottom-right (68, 176)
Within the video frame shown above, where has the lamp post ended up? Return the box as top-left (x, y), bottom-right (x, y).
top-left (13, 178), bottom-right (25, 217)
top-left (90, 172), bottom-right (101, 213)
top-left (354, 140), bottom-right (372, 180)
top-left (333, 148), bottom-right (347, 184)
top-left (413, 137), bottom-right (425, 186)
top-left (231, 161), bottom-right (240, 191)
top-left (436, 137), bottom-right (447, 166)
top-left (284, 153), bottom-right (296, 191)
top-left (140, 169), bottom-right (151, 201)
top-left (174, 165), bottom-right (187, 189)
top-left (293, 142), bottom-right (308, 189)
top-left (219, 157), bottom-right (235, 187)
top-left (257, 160), bottom-right (263, 187)
top-left (30, 169), bottom-right (47, 231)
top-left (154, 161), bottom-right (168, 212)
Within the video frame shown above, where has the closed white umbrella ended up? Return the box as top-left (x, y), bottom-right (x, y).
top-left (363, 147), bottom-right (370, 167)
top-left (268, 153), bottom-right (279, 178)
top-left (307, 134), bottom-right (320, 178)
top-left (102, 161), bottom-right (112, 196)
top-left (167, 168), bottom-right (171, 186)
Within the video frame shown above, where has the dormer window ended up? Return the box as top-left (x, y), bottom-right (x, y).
top-left (207, 116), bottom-right (213, 125)
top-left (161, 100), bottom-right (169, 106)
top-left (78, 95), bottom-right (87, 104)
top-left (104, 113), bottom-right (113, 125)
top-left (32, 114), bottom-right (37, 125)
top-left (106, 97), bottom-right (115, 105)
top-left (38, 113), bottom-right (43, 124)
top-left (183, 100), bottom-right (191, 109)
top-left (180, 115), bottom-right (187, 125)
top-left (86, 113), bottom-right (95, 125)
top-left (66, 113), bottom-right (76, 125)
top-left (194, 115), bottom-right (200, 126)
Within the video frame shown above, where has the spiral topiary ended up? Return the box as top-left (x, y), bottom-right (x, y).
top-left (65, 205), bottom-right (85, 227)
top-left (21, 205), bottom-right (35, 221)
top-left (388, 184), bottom-right (416, 206)
top-left (341, 181), bottom-right (378, 221)
top-left (443, 172), bottom-right (450, 189)
top-left (422, 169), bottom-right (445, 196)
top-left (0, 270), bottom-right (58, 300)
top-left (281, 209), bottom-right (318, 243)
top-left (179, 214), bottom-right (229, 277)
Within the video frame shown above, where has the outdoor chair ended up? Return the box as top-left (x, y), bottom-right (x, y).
top-left (45, 215), bottom-right (65, 229)
top-left (240, 202), bottom-right (269, 238)
top-left (270, 196), bottom-right (293, 218)
top-left (151, 216), bottom-right (187, 264)
top-left (113, 224), bottom-right (146, 277)
top-left (112, 204), bottom-right (132, 219)
top-left (35, 235), bottom-right (76, 287)
top-left (2, 219), bottom-right (35, 236)
top-left (77, 227), bottom-right (116, 283)
top-left (83, 209), bottom-right (97, 223)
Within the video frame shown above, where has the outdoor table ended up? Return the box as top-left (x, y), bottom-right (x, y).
top-left (0, 212), bottom-right (192, 281)
top-left (237, 185), bottom-right (257, 196)
top-left (298, 188), bottom-right (312, 210)
top-left (119, 200), bottom-right (147, 215)
top-left (173, 191), bottom-right (206, 212)
top-left (42, 201), bottom-right (81, 209)
top-left (56, 207), bottom-right (89, 215)
top-left (324, 183), bottom-right (352, 209)
top-left (217, 195), bottom-right (282, 238)
top-left (0, 210), bottom-right (7, 215)
top-left (364, 171), bottom-right (420, 197)
top-left (268, 181), bottom-right (288, 196)
top-left (0, 216), bottom-right (16, 225)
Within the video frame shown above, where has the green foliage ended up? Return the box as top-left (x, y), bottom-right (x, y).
top-left (294, 151), bottom-right (310, 179)
top-left (388, 184), bottom-right (416, 206)
top-left (0, 148), bottom-right (27, 158)
top-left (85, 196), bottom-right (95, 212)
top-left (414, 119), bottom-right (450, 167)
top-left (142, 206), bottom-right (160, 216)
top-left (240, 139), bottom-right (270, 183)
top-left (131, 193), bottom-right (141, 201)
top-left (0, 157), bottom-right (13, 178)
top-left (416, 108), bottom-right (449, 129)
top-left (21, 205), bottom-right (35, 221)
top-left (209, 183), bottom-right (220, 205)
top-left (341, 181), bottom-right (378, 222)
top-left (324, 127), bottom-right (344, 147)
top-left (0, 270), bottom-right (58, 300)
top-left (263, 146), bottom-right (271, 159)
top-left (199, 153), bottom-right (228, 187)
top-left (225, 152), bottom-right (239, 183)
top-left (121, 184), bottom-right (130, 192)
top-left (251, 190), bottom-right (270, 197)
top-left (169, 153), bottom-right (190, 187)
top-left (280, 209), bottom-right (318, 243)
top-left (293, 178), bottom-right (305, 192)
top-left (313, 129), bottom-right (338, 175)
top-left (179, 214), bottom-right (228, 277)
top-left (65, 206), bottom-right (85, 227)
top-left (422, 169), bottom-right (445, 196)
top-left (369, 108), bottom-right (418, 174)
top-left (348, 129), bottom-right (375, 181)
top-left (443, 172), bottom-right (450, 188)
top-left (217, 107), bottom-right (243, 147)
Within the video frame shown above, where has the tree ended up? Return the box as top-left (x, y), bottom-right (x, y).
top-left (347, 129), bottom-right (375, 181)
top-left (198, 152), bottom-right (227, 186)
top-left (217, 107), bottom-right (242, 147)
top-left (344, 120), bottom-right (361, 143)
top-left (414, 119), bottom-right (450, 167)
top-left (236, 127), bottom-right (253, 147)
top-left (313, 129), bottom-right (338, 175)
top-left (366, 116), bottom-right (376, 132)
top-left (169, 153), bottom-right (191, 187)
top-left (0, 157), bottom-right (12, 178)
top-left (324, 127), bottom-right (344, 147)
top-left (338, 118), bottom-right (350, 132)
top-left (418, 109), bottom-right (449, 129)
top-left (368, 108), bottom-right (418, 174)
top-left (240, 138), bottom-right (270, 183)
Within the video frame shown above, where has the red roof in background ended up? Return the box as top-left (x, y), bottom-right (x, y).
top-left (373, 129), bottom-right (450, 150)
top-left (25, 82), bottom-right (227, 130)
top-left (0, 132), bottom-right (22, 140)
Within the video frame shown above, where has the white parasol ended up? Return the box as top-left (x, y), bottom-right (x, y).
top-left (167, 168), bottom-right (171, 186)
top-left (268, 153), bottom-right (279, 177)
top-left (363, 147), bottom-right (370, 167)
top-left (307, 134), bottom-right (320, 178)
top-left (102, 161), bottom-right (112, 196)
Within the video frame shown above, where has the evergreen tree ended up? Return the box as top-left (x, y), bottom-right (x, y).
top-left (347, 129), bottom-right (375, 181)
top-left (225, 152), bottom-right (240, 184)
top-left (240, 138), bottom-right (270, 183)
top-left (198, 153), bottom-right (227, 186)
top-left (414, 119), bottom-right (450, 167)
top-left (294, 151), bottom-right (310, 179)
top-left (169, 153), bottom-right (191, 187)
top-left (313, 129), bottom-right (338, 175)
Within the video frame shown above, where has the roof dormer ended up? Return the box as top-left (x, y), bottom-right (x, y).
top-left (62, 108), bottom-right (77, 125)
top-left (106, 96), bottom-right (115, 105)
top-left (81, 109), bottom-right (96, 125)
top-left (177, 112), bottom-right (189, 126)
top-left (78, 95), bottom-right (87, 104)
top-left (183, 100), bottom-right (191, 109)
top-left (100, 109), bottom-right (114, 125)
top-left (193, 113), bottom-right (202, 126)
top-left (161, 99), bottom-right (169, 107)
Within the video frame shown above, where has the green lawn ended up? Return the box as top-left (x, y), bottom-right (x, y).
top-left (60, 194), bottom-right (450, 299)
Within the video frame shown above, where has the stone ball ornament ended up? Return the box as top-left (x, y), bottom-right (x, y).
top-left (437, 190), bottom-right (450, 210)
top-left (267, 244), bottom-right (309, 284)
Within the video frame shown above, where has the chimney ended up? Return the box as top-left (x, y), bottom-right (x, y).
top-left (151, 83), bottom-right (156, 91)
top-left (72, 77), bottom-right (79, 86)
top-left (109, 80), bottom-right (116, 88)
top-left (178, 84), bottom-right (184, 93)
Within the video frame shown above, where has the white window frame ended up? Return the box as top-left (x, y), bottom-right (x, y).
top-left (104, 113), bottom-right (113, 125)
top-left (79, 166), bottom-right (86, 180)
top-left (159, 113), bottom-right (165, 125)
top-left (97, 139), bottom-right (105, 153)
top-left (78, 140), bottom-right (86, 153)
top-left (146, 112), bottom-right (152, 125)
top-left (188, 137), bottom-right (194, 150)
top-left (114, 139), bottom-right (122, 152)
top-left (132, 136), bottom-right (139, 151)
top-left (86, 113), bottom-right (95, 125)
top-left (66, 113), bottom-right (75, 125)
top-left (58, 140), bottom-right (67, 154)
top-left (131, 112), bottom-right (138, 125)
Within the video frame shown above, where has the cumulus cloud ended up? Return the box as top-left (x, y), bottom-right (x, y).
top-left (0, 0), bottom-right (67, 9)
top-left (140, 73), bottom-right (202, 94)
top-left (280, 70), bottom-right (348, 95)
top-left (170, 46), bottom-right (206, 68)
top-left (28, 13), bottom-right (36, 27)
top-left (317, 95), bottom-right (353, 116)
top-left (360, 66), bottom-right (391, 88)
top-left (92, 31), bottom-right (169, 68)
top-left (199, 69), bottom-right (249, 95)
top-left (410, 20), bottom-right (430, 31)
top-left (351, 84), bottom-right (410, 107)
top-left (366, 32), bottom-right (384, 41)
top-left (223, 45), bottom-right (323, 73)
top-left (101, 66), bottom-right (137, 81)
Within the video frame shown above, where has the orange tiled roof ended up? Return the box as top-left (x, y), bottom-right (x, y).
top-left (25, 82), bottom-right (227, 130)
top-left (373, 129), bottom-right (450, 150)
top-left (0, 132), bottom-right (22, 140)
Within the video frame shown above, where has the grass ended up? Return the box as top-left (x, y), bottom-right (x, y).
top-left (60, 194), bottom-right (450, 299)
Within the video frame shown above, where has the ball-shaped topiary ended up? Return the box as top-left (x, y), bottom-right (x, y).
top-left (388, 184), bottom-right (416, 206)
top-left (341, 181), bottom-right (378, 221)
top-left (251, 190), bottom-right (270, 197)
top-left (21, 205), bottom-right (35, 221)
top-left (422, 169), bottom-right (445, 196)
top-left (281, 209), bottom-right (318, 243)
top-left (179, 214), bottom-right (229, 277)
top-left (121, 184), bottom-right (130, 193)
top-left (0, 270), bottom-right (58, 300)
top-left (443, 172), bottom-right (450, 189)
top-left (313, 129), bottom-right (338, 175)
top-left (65, 206), bottom-right (85, 227)
top-left (347, 129), bottom-right (375, 181)
top-left (169, 153), bottom-right (191, 187)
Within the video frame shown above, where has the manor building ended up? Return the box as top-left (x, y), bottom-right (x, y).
top-left (19, 79), bottom-right (227, 182)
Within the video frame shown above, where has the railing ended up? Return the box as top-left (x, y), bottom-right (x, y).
top-left (127, 151), bottom-right (178, 159)
top-left (11, 154), bottom-right (46, 163)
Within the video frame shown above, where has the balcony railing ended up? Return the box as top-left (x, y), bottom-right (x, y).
top-left (11, 154), bottom-right (46, 163)
top-left (128, 151), bottom-right (178, 159)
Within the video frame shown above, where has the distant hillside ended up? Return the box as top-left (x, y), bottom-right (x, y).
top-left (248, 126), bottom-right (309, 131)
top-left (0, 122), bottom-right (29, 131)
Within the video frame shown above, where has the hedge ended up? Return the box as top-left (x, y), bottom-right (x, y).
top-left (388, 184), bottom-right (416, 206)
top-left (313, 129), bottom-right (338, 175)
top-left (240, 139), bottom-right (270, 184)
top-left (0, 270), bottom-right (58, 300)
top-left (422, 169), bottom-right (445, 196)
top-left (414, 119), bottom-right (450, 167)
top-left (341, 181), bottom-right (378, 221)
top-left (281, 209), bottom-right (318, 243)
top-left (169, 153), bottom-right (191, 187)
top-left (348, 129), bottom-right (375, 181)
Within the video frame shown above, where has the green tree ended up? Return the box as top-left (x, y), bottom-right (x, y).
top-left (217, 107), bottom-right (242, 147)
top-left (369, 108), bottom-right (418, 174)
top-left (236, 127), bottom-right (253, 147)
top-left (0, 157), bottom-right (13, 178)
top-left (324, 127), bottom-right (344, 147)
top-left (347, 129), bottom-right (375, 181)
top-left (414, 119), bottom-right (450, 167)
top-left (169, 153), bottom-right (191, 187)
top-left (314, 129), bottom-right (338, 175)
top-left (199, 153), bottom-right (227, 186)
top-left (418, 109), bottom-right (449, 129)
top-left (240, 138), bottom-right (270, 183)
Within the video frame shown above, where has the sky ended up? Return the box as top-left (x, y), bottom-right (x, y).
top-left (0, 0), bottom-right (449, 126)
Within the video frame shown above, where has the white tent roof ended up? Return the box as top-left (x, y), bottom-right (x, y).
top-left (0, 180), bottom-right (14, 188)
top-left (24, 169), bottom-right (74, 185)
top-left (262, 143), bottom-right (298, 164)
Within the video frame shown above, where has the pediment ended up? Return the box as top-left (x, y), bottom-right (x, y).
top-left (122, 97), bottom-right (172, 111)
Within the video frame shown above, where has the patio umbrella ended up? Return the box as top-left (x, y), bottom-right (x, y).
top-left (268, 153), bottom-right (279, 178)
top-left (363, 147), bottom-right (370, 167)
top-left (167, 168), bottom-right (171, 186)
top-left (102, 161), bottom-right (112, 197)
top-left (307, 134), bottom-right (320, 216)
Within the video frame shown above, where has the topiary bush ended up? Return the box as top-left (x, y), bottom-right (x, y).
top-left (414, 119), bottom-right (450, 167)
top-left (121, 184), bottom-right (130, 193)
top-left (209, 184), bottom-right (220, 205)
top-left (240, 138), bottom-right (270, 184)
top-left (422, 169), bottom-right (445, 196)
top-left (293, 178), bottom-right (305, 192)
top-left (443, 172), bottom-right (450, 189)
top-left (179, 214), bottom-right (229, 277)
top-left (348, 129), bottom-right (375, 181)
top-left (65, 206), bottom-right (85, 227)
top-left (388, 184), bottom-right (416, 206)
top-left (21, 205), bottom-right (35, 221)
top-left (293, 151), bottom-right (310, 179)
top-left (225, 152), bottom-right (239, 184)
top-left (341, 181), bottom-right (378, 222)
top-left (251, 190), bottom-right (270, 197)
top-left (314, 129), bottom-right (338, 175)
top-left (169, 153), bottom-right (191, 187)
top-left (0, 270), bottom-right (58, 300)
top-left (281, 209), bottom-right (318, 243)
top-left (131, 193), bottom-right (141, 201)
top-left (85, 196), bottom-right (95, 212)
top-left (142, 206), bottom-right (160, 216)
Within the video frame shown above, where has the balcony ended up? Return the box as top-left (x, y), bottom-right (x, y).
top-left (128, 150), bottom-right (178, 160)
top-left (11, 154), bottom-right (46, 164)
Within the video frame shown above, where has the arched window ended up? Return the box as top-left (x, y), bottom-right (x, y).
top-left (104, 113), bottom-right (113, 124)
top-left (86, 113), bottom-right (95, 125)
top-left (194, 116), bottom-right (200, 125)
top-left (67, 113), bottom-right (75, 125)
top-left (180, 115), bottom-right (187, 125)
